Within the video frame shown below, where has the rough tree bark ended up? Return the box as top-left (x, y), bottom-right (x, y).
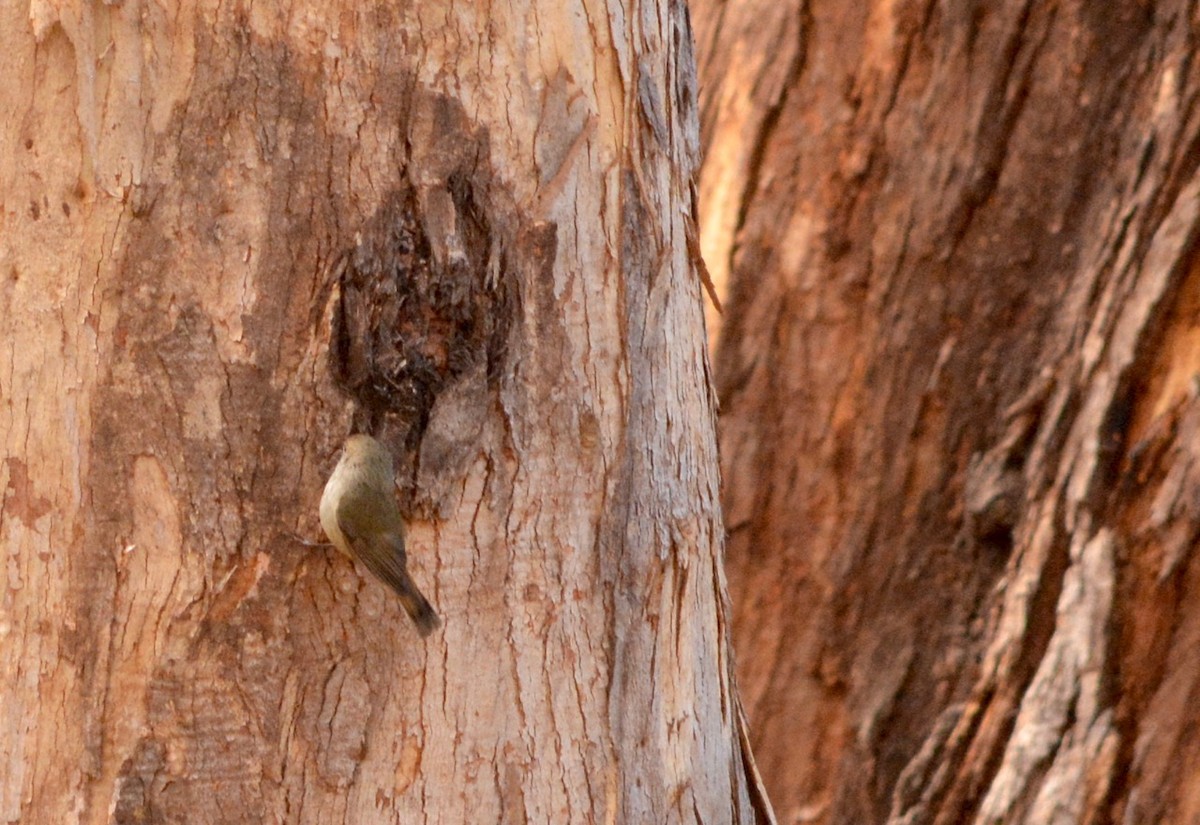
top-left (0, 0), bottom-right (771, 822)
top-left (694, 0), bottom-right (1200, 823)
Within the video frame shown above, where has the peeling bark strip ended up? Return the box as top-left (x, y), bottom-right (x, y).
top-left (694, 0), bottom-right (1200, 823)
top-left (1, 1), bottom-right (768, 824)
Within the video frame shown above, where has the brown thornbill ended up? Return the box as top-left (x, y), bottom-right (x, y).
top-left (319, 434), bottom-right (441, 636)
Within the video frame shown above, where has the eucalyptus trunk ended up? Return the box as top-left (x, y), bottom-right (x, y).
top-left (0, 1), bottom-right (770, 822)
top-left (694, 1), bottom-right (1200, 822)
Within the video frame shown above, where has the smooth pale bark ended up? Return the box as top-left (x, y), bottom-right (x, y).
top-left (694, 0), bottom-right (1200, 823)
top-left (0, 1), bottom-right (771, 822)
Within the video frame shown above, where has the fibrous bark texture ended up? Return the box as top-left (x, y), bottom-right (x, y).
top-left (694, 0), bottom-right (1200, 823)
top-left (0, 0), bottom-right (770, 822)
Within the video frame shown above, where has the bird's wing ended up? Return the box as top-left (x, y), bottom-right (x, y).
top-left (335, 488), bottom-right (412, 591)
top-left (335, 493), bottom-right (440, 636)
top-left (335, 486), bottom-right (394, 547)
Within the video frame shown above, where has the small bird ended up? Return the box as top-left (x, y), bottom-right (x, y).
top-left (319, 434), bottom-right (441, 636)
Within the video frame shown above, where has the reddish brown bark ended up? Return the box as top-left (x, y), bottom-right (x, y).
top-left (695, 1), bottom-right (1200, 822)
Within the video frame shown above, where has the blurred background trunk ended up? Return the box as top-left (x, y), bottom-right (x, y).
top-left (0, 1), bottom-right (769, 822)
top-left (693, 0), bottom-right (1200, 822)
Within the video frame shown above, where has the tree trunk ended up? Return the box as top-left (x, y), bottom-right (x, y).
top-left (0, 1), bottom-right (770, 822)
top-left (695, 0), bottom-right (1200, 823)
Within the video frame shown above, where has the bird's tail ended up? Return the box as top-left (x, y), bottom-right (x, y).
top-left (358, 538), bottom-right (442, 637)
top-left (394, 579), bottom-right (441, 637)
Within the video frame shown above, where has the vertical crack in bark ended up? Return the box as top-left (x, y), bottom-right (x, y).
top-left (939, 0), bottom-right (1044, 258)
top-left (733, 4), bottom-right (809, 246)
